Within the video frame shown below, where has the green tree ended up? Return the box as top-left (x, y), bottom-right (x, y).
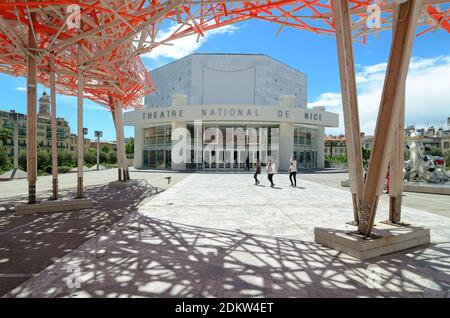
top-left (362, 147), bottom-right (371, 168)
top-left (99, 150), bottom-right (108, 164)
top-left (19, 149), bottom-right (27, 170)
top-left (58, 149), bottom-right (75, 167)
top-left (125, 138), bottom-right (134, 155)
top-left (84, 148), bottom-right (97, 166)
top-left (37, 148), bottom-right (50, 171)
top-left (108, 150), bottom-right (117, 164)
top-left (326, 140), bottom-right (338, 157)
top-left (101, 145), bottom-right (110, 153)
top-left (446, 151), bottom-right (450, 168)
top-left (425, 145), bottom-right (443, 157)
top-left (0, 127), bottom-right (13, 145)
top-left (0, 146), bottom-right (11, 171)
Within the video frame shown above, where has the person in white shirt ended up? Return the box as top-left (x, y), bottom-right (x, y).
top-left (267, 158), bottom-right (276, 187)
top-left (289, 155), bottom-right (298, 187)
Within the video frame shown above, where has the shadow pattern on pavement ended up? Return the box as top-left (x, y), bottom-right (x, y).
top-left (0, 180), bottom-right (160, 296)
top-left (6, 213), bottom-right (450, 298)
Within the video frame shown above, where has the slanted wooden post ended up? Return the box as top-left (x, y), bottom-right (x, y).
top-left (389, 2), bottom-right (406, 224)
top-left (389, 83), bottom-right (405, 223)
top-left (27, 12), bottom-right (37, 204)
top-left (333, 0), bottom-right (364, 224)
top-left (359, 0), bottom-right (422, 236)
top-left (76, 43), bottom-right (84, 198)
top-left (50, 53), bottom-right (58, 200)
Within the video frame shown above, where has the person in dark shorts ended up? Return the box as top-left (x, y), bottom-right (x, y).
top-left (289, 155), bottom-right (298, 187)
top-left (267, 158), bottom-right (276, 187)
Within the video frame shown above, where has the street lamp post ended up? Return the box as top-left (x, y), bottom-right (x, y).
top-left (95, 130), bottom-right (103, 171)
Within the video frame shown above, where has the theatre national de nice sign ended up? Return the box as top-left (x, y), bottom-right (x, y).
top-left (124, 104), bottom-right (339, 128)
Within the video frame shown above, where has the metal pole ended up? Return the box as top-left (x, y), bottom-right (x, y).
top-left (97, 134), bottom-right (100, 171)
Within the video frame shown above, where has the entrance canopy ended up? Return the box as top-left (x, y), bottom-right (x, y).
top-left (0, 1), bottom-right (448, 109)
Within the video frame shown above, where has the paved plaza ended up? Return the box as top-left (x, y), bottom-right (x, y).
top-left (0, 169), bottom-right (188, 296)
top-left (1, 170), bottom-right (449, 298)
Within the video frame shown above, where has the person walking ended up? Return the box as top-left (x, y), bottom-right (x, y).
top-left (245, 155), bottom-right (250, 171)
top-left (267, 158), bottom-right (276, 187)
top-left (254, 160), bottom-right (261, 185)
top-left (289, 155), bottom-right (298, 187)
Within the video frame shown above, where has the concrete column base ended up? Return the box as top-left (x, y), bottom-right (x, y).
top-left (108, 179), bottom-right (139, 188)
top-left (314, 223), bottom-right (430, 260)
top-left (341, 179), bottom-right (450, 195)
top-left (15, 198), bottom-right (93, 215)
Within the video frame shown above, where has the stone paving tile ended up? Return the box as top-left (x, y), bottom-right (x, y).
top-left (4, 173), bottom-right (450, 298)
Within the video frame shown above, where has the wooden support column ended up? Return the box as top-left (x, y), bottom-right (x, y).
top-left (388, 2), bottom-right (406, 224)
top-left (389, 82), bottom-right (406, 223)
top-left (333, 0), bottom-right (364, 224)
top-left (114, 99), bottom-right (128, 181)
top-left (110, 100), bottom-right (122, 181)
top-left (76, 43), bottom-right (84, 198)
top-left (50, 53), bottom-right (58, 200)
top-left (27, 12), bottom-right (37, 204)
top-left (359, 0), bottom-right (422, 236)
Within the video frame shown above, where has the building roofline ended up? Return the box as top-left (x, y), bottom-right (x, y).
top-left (148, 53), bottom-right (307, 77)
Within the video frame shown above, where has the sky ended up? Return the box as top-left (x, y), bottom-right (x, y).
top-left (0, 18), bottom-right (449, 141)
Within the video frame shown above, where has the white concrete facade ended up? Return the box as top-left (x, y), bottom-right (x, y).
top-left (126, 54), bottom-right (339, 171)
top-left (145, 53), bottom-right (307, 108)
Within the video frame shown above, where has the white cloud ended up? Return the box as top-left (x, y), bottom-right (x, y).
top-left (309, 55), bottom-right (450, 135)
top-left (15, 86), bottom-right (26, 91)
top-left (142, 23), bottom-right (237, 60)
top-left (308, 92), bottom-right (342, 108)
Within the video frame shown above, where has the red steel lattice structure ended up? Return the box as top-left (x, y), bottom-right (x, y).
top-left (0, 1), bottom-right (448, 108)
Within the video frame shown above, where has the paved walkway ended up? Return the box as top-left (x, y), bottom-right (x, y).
top-left (300, 171), bottom-right (450, 218)
top-left (0, 169), bottom-right (188, 296)
top-left (0, 168), bottom-right (189, 199)
top-left (5, 173), bottom-right (449, 298)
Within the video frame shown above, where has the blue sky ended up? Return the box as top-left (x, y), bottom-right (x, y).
top-left (0, 19), bottom-right (449, 140)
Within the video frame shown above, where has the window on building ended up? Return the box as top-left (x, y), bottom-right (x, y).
top-left (143, 125), bottom-right (172, 169)
top-left (444, 142), bottom-right (449, 149)
top-left (294, 127), bottom-right (318, 169)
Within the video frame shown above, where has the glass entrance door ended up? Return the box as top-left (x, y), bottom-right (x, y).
top-left (203, 149), bottom-right (227, 171)
top-left (201, 124), bottom-right (278, 171)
